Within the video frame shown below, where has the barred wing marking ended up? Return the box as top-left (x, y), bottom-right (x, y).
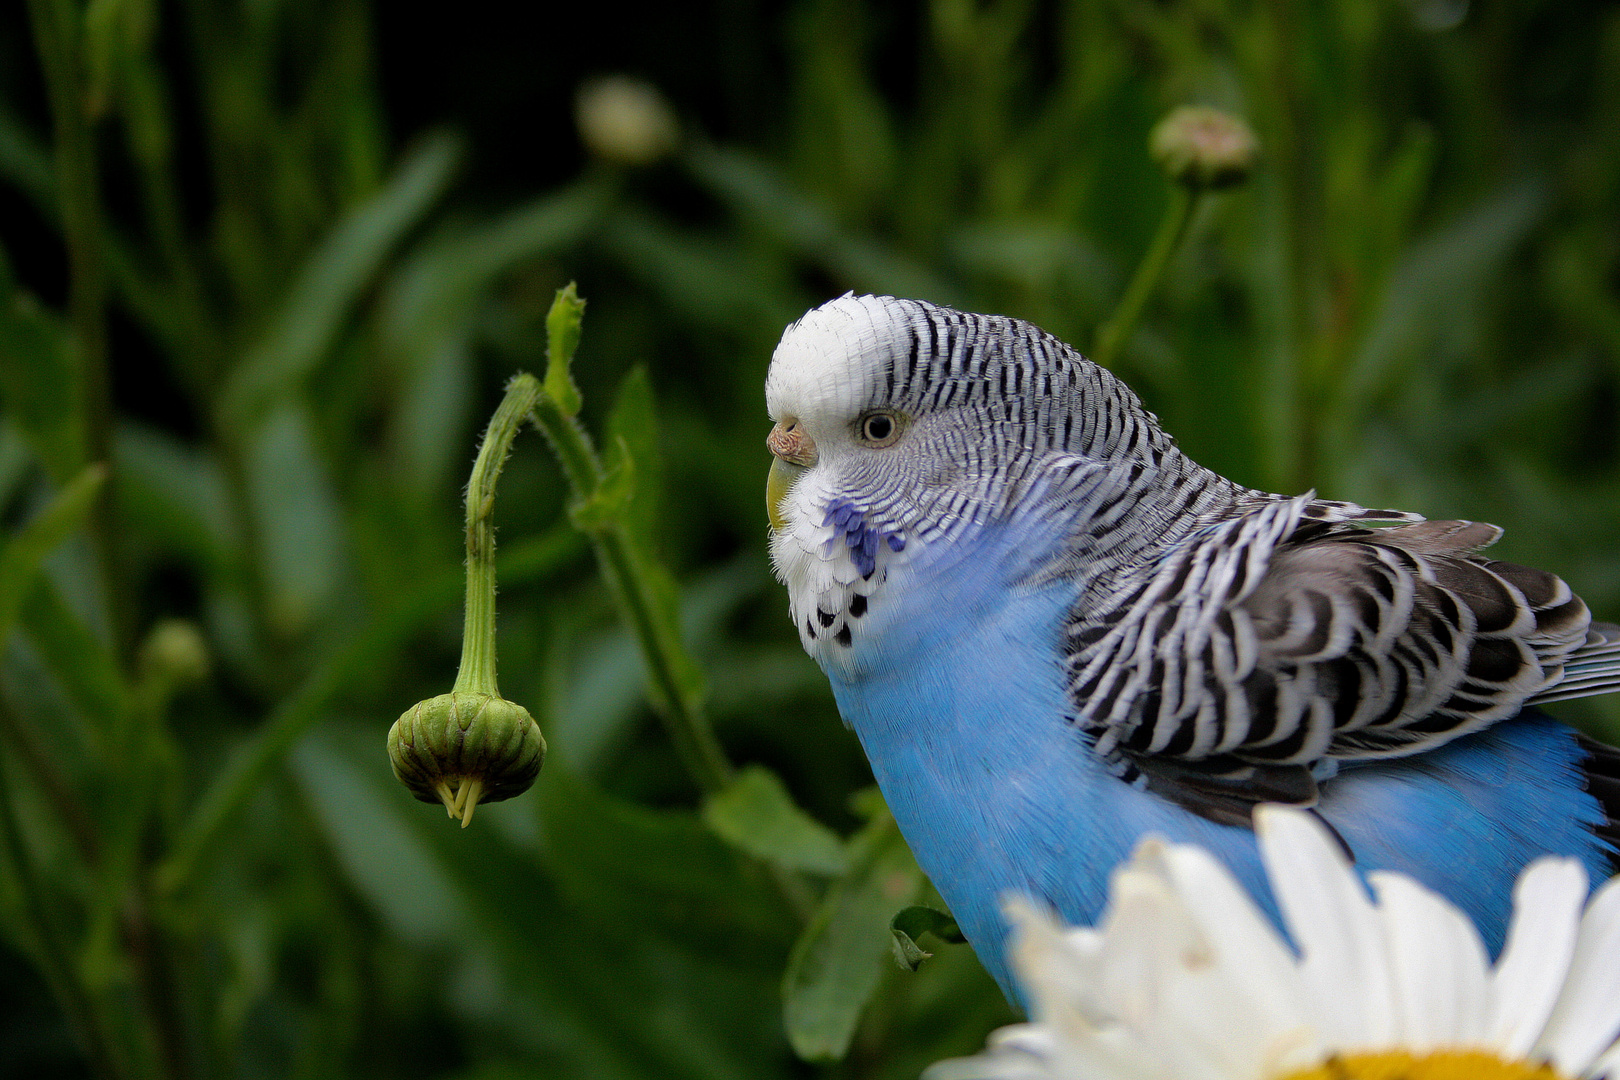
top-left (1069, 497), bottom-right (1597, 781)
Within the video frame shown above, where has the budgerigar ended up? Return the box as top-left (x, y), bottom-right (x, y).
top-left (764, 293), bottom-right (1620, 1002)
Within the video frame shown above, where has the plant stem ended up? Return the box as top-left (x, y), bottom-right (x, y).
top-left (451, 375), bottom-right (546, 697)
top-left (1093, 185), bottom-right (1200, 370)
top-left (524, 393), bottom-right (735, 796)
top-left (0, 750), bottom-right (126, 1080)
top-left (26, 0), bottom-right (122, 646)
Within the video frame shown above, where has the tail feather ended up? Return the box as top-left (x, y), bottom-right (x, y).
top-left (1533, 623), bottom-right (1620, 705)
top-left (1578, 732), bottom-right (1620, 871)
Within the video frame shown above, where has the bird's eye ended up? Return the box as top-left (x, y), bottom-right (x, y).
top-left (856, 412), bottom-right (904, 448)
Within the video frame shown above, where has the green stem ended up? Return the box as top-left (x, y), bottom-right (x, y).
top-left (0, 750), bottom-right (126, 1080)
top-left (1092, 185), bottom-right (1201, 369)
top-left (525, 395), bottom-right (734, 796)
top-left (451, 376), bottom-right (547, 697)
top-left (26, 0), bottom-right (121, 644)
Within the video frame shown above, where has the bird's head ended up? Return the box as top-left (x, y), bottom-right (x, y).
top-left (763, 293), bottom-right (1198, 661)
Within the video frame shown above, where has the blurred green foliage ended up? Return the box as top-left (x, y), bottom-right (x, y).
top-left (2, 0), bottom-right (1619, 1077)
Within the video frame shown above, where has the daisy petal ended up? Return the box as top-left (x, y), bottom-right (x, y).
top-left (1537, 874), bottom-right (1620, 1074)
top-left (1159, 843), bottom-right (1314, 1060)
top-left (1257, 806), bottom-right (1395, 1049)
top-left (1369, 871), bottom-right (1491, 1050)
top-left (1487, 856), bottom-right (1587, 1058)
top-left (1585, 1037), bottom-right (1620, 1080)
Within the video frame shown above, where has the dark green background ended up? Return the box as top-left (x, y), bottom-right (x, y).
top-left (2, 0), bottom-right (1618, 1077)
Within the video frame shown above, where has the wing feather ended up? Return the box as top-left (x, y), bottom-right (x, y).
top-left (1068, 496), bottom-right (1613, 823)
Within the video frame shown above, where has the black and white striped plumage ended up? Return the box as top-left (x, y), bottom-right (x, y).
top-left (766, 294), bottom-right (1620, 826)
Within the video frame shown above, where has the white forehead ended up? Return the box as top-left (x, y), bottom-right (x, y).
top-left (765, 294), bottom-right (912, 423)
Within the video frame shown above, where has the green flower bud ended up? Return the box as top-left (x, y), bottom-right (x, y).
top-left (575, 75), bottom-right (679, 166)
top-left (1149, 106), bottom-right (1258, 190)
top-left (139, 618), bottom-right (210, 689)
top-left (387, 692), bottom-right (545, 827)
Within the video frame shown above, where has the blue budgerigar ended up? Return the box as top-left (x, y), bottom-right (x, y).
top-left (764, 293), bottom-right (1620, 1001)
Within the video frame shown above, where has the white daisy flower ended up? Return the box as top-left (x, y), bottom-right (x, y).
top-left (927, 806), bottom-right (1620, 1080)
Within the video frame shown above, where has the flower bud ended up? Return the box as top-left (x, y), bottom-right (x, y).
top-left (575, 75), bottom-right (679, 166)
top-left (387, 692), bottom-right (545, 827)
top-left (139, 618), bottom-right (210, 689)
top-left (1149, 106), bottom-right (1258, 190)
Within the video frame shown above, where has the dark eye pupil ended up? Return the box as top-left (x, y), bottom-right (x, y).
top-left (865, 415), bottom-right (892, 441)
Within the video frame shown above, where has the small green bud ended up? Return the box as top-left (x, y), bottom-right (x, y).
top-left (575, 75), bottom-right (679, 166)
top-left (138, 618), bottom-right (210, 689)
top-left (387, 692), bottom-right (545, 827)
top-left (1149, 106), bottom-right (1258, 190)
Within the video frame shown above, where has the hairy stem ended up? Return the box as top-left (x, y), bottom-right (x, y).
top-left (451, 376), bottom-right (546, 697)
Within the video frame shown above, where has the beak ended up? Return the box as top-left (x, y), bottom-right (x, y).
top-left (767, 420), bottom-right (816, 531)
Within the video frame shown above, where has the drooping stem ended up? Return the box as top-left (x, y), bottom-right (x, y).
top-left (1092, 185), bottom-right (1201, 370)
top-left (451, 375), bottom-right (546, 698)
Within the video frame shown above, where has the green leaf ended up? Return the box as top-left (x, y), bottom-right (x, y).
top-left (0, 465), bottom-right (106, 640)
top-left (18, 580), bottom-right (128, 738)
top-left (567, 436), bottom-right (635, 532)
top-left (702, 764), bottom-right (849, 876)
top-left (889, 905), bottom-right (965, 972)
top-left (242, 400), bottom-right (345, 637)
top-left (541, 762), bottom-right (794, 958)
top-left (544, 282), bottom-right (586, 417)
top-left (685, 145), bottom-right (958, 303)
top-left (0, 105), bottom-right (55, 216)
top-left (1339, 183), bottom-right (1544, 423)
top-left (605, 365), bottom-right (661, 547)
top-left (114, 422), bottom-right (237, 576)
top-left (220, 133), bottom-right (460, 424)
top-left (0, 289), bottom-right (84, 484)
top-left (781, 808), bottom-right (923, 1061)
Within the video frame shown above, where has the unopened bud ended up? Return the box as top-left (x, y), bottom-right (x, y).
top-left (576, 75), bottom-right (679, 166)
top-left (1150, 106), bottom-right (1258, 190)
top-left (139, 619), bottom-right (210, 688)
top-left (388, 692), bottom-right (545, 827)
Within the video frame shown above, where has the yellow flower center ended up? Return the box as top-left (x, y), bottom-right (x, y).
top-left (1277, 1049), bottom-right (1564, 1080)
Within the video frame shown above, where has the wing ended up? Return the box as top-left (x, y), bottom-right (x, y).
top-left (1067, 495), bottom-right (1606, 819)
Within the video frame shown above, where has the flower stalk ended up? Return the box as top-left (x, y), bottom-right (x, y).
top-left (387, 377), bottom-right (548, 826)
top-left (1093, 105), bottom-right (1257, 370)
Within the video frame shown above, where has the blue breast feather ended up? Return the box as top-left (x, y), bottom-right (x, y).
top-left (824, 519), bottom-right (1615, 1005)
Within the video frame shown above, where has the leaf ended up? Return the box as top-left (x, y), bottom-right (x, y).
top-left (702, 765), bottom-right (849, 876)
top-left (781, 808), bottom-right (923, 1061)
top-left (1341, 182), bottom-right (1544, 417)
top-left (114, 422), bottom-right (238, 575)
top-left (567, 437), bottom-right (635, 533)
top-left (685, 145), bottom-right (958, 303)
top-left (0, 288), bottom-right (84, 484)
top-left (220, 133), bottom-right (460, 424)
top-left (889, 905), bottom-right (965, 972)
top-left (0, 465), bottom-right (106, 640)
top-left (18, 580), bottom-right (128, 738)
top-left (541, 762), bottom-right (794, 958)
top-left (605, 365), bottom-right (661, 548)
top-left (242, 401), bottom-right (345, 637)
top-left (0, 105), bottom-right (55, 216)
